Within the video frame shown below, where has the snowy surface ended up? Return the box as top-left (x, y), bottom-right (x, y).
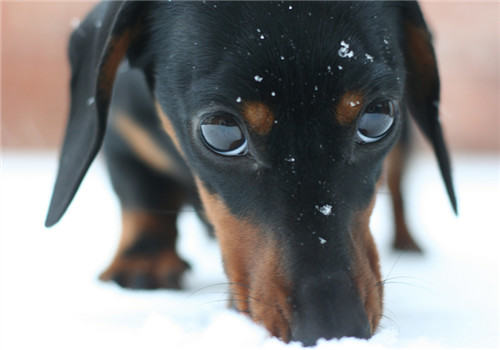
top-left (0, 152), bottom-right (498, 350)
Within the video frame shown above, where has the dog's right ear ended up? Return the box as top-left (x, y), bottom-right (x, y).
top-left (45, 2), bottom-right (151, 227)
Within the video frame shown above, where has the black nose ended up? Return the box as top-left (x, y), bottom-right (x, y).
top-left (290, 272), bottom-right (371, 347)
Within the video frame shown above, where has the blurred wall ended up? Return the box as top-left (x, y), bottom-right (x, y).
top-left (421, 1), bottom-right (499, 152)
top-left (2, 1), bottom-right (96, 149)
top-left (2, 1), bottom-right (499, 152)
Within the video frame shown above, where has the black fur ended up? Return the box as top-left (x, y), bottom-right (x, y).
top-left (46, 1), bottom-right (456, 345)
top-left (122, 231), bottom-right (174, 257)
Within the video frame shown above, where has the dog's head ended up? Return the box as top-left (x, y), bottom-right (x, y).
top-left (46, 2), bottom-right (456, 345)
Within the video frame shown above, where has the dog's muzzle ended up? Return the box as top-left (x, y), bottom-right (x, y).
top-left (290, 272), bottom-right (371, 346)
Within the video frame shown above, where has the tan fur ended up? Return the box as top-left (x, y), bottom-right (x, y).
top-left (405, 22), bottom-right (435, 75)
top-left (98, 28), bottom-right (138, 99)
top-left (99, 210), bottom-right (186, 287)
top-left (195, 177), bottom-right (292, 341)
top-left (242, 102), bottom-right (275, 135)
top-left (336, 91), bottom-right (364, 126)
top-left (350, 195), bottom-right (383, 334)
top-left (249, 241), bottom-right (292, 342)
top-left (155, 101), bottom-right (184, 157)
top-left (115, 113), bottom-right (176, 174)
top-left (385, 145), bottom-right (422, 251)
top-left (99, 250), bottom-right (188, 287)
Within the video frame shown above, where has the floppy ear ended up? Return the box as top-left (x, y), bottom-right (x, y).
top-left (45, 2), bottom-right (151, 226)
top-left (400, 2), bottom-right (457, 214)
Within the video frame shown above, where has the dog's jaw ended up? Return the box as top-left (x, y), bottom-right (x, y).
top-left (194, 175), bottom-right (383, 344)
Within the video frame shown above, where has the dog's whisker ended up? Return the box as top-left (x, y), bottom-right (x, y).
top-left (380, 280), bottom-right (419, 288)
top-left (382, 275), bottom-right (422, 283)
top-left (383, 251), bottom-right (403, 282)
top-left (188, 282), bottom-right (234, 297)
top-left (375, 316), bottom-right (398, 332)
top-left (199, 298), bottom-right (248, 307)
top-left (190, 282), bottom-right (277, 311)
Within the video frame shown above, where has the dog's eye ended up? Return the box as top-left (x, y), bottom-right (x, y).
top-left (356, 100), bottom-right (396, 143)
top-left (200, 114), bottom-right (248, 156)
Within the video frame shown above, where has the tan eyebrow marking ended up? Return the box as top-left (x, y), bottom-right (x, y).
top-left (336, 91), bottom-right (364, 126)
top-left (242, 102), bottom-right (275, 135)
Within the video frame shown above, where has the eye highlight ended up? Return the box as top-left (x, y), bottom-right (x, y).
top-left (200, 113), bottom-right (248, 156)
top-left (356, 100), bottom-right (396, 143)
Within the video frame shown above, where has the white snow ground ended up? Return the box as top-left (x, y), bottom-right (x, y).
top-left (0, 152), bottom-right (498, 350)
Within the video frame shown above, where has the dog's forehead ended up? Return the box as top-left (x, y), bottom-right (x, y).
top-left (177, 2), bottom-right (402, 110)
top-left (155, 2), bottom-right (403, 103)
top-left (209, 5), bottom-right (399, 135)
top-left (218, 3), bottom-right (397, 66)
top-left (155, 2), bottom-right (403, 158)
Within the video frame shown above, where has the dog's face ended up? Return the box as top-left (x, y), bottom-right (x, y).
top-left (153, 3), bottom-right (404, 341)
top-left (46, 1), bottom-right (457, 346)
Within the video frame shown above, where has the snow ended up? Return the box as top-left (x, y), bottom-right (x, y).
top-left (254, 75), bottom-right (264, 83)
top-left (316, 204), bottom-right (333, 216)
top-left (0, 152), bottom-right (499, 349)
top-left (364, 54), bottom-right (374, 63)
top-left (338, 41), bottom-right (354, 59)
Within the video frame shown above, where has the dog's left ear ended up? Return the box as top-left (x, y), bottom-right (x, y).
top-left (45, 2), bottom-right (151, 226)
top-left (400, 2), bottom-right (457, 214)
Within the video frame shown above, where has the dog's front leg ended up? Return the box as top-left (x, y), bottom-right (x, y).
top-left (99, 116), bottom-right (190, 290)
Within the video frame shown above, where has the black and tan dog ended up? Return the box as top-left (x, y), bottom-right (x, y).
top-left (46, 1), bottom-right (457, 346)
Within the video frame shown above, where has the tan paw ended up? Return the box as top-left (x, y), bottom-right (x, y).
top-left (392, 232), bottom-right (423, 253)
top-left (99, 250), bottom-right (190, 290)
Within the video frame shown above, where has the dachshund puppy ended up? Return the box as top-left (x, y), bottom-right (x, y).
top-left (46, 1), bottom-right (456, 345)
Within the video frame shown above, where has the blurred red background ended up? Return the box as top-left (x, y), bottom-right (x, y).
top-left (2, 1), bottom-right (499, 152)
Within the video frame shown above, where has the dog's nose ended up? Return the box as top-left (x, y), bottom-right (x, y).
top-left (290, 272), bottom-right (371, 347)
